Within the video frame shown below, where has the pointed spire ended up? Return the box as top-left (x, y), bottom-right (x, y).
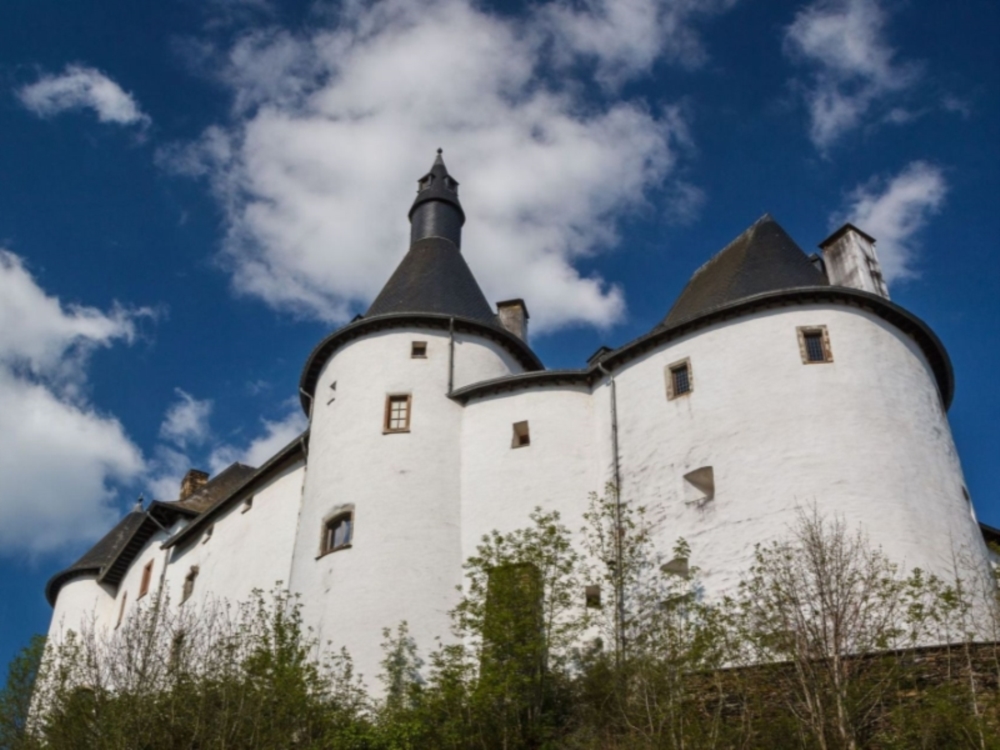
top-left (409, 150), bottom-right (465, 247)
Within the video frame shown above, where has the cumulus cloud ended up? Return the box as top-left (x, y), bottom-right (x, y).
top-left (17, 65), bottom-right (150, 127)
top-left (209, 407), bottom-right (307, 474)
top-left (161, 0), bottom-right (737, 333)
top-left (831, 161), bottom-right (947, 282)
top-left (0, 251), bottom-right (146, 555)
top-left (159, 389), bottom-right (214, 447)
top-left (784, 0), bottom-right (920, 150)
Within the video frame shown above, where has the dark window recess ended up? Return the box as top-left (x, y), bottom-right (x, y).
top-left (585, 585), bottom-right (602, 609)
top-left (804, 332), bottom-right (826, 362)
top-left (411, 341), bottom-right (428, 358)
top-left (323, 513), bottom-right (353, 554)
top-left (202, 524), bottom-right (214, 544)
top-left (671, 364), bottom-right (691, 396)
top-left (242, 496), bottom-right (254, 513)
top-left (512, 420), bottom-right (531, 448)
top-left (181, 566), bottom-right (199, 604)
top-left (138, 560), bottom-right (153, 599)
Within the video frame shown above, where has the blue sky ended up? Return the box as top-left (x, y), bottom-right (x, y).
top-left (0, 0), bottom-right (997, 667)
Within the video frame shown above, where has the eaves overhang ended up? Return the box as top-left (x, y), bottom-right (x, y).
top-left (299, 313), bottom-right (544, 413)
top-left (450, 287), bottom-right (954, 408)
top-left (45, 502), bottom-right (198, 607)
top-left (162, 432), bottom-right (308, 551)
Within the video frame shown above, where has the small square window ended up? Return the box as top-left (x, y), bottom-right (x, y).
top-left (321, 512), bottom-right (353, 556)
top-left (384, 394), bottom-right (412, 433)
top-left (666, 359), bottom-right (693, 400)
top-left (138, 560), bottom-right (154, 599)
top-left (511, 420), bottom-right (530, 448)
top-left (241, 496), bottom-right (254, 513)
top-left (411, 341), bottom-right (428, 358)
top-left (798, 326), bottom-right (832, 364)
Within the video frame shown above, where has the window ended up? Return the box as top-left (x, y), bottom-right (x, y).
top-left (201, 524), bottom-right (214, 544)
top-left (384, 394), bottom-right (412, 433)
top-left (585, 585), bottom-right (602, 609)
top-left (511, 420), bottom-right (530, 448)
top-left (116, 591), bottom-right (127, 629)
top-left (321, 511), bottom-right (353, 556)
top-left (666, 358), bottom-right (693, 400)
top-left (411, 341), bottom-right (428, 358)
top-left (181, 566), bottom-right (199, 604)
top-left (138, 560), bottom-right (154, 599)
top-left (242, 495), bottom-right (254, 513)
top-left (683, 466), bottom-right (715, 508)
top-left (797, 326), bottom-right (832, 364)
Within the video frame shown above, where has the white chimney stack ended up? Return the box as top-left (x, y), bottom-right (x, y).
top-left (819, 223), bottom-right (890, 300)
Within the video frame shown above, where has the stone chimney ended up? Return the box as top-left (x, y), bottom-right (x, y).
top-left (819, 223), bottom-right (890, 300)
top-left (496, 299), bottom-right (529, 341)
top-left (180, 469), bottom-right (209, 501)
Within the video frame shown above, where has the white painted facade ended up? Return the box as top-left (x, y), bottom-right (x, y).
top-left (45, 227), bottom-right (992, 692)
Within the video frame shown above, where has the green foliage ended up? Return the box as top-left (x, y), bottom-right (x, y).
top-left (15, 499), bottom-right (1000, 749)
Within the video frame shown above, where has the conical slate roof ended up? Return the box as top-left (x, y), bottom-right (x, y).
top-left (365, 237), bottom-right (500, 326)
top-left (662, 214), bottom-right (828, 326)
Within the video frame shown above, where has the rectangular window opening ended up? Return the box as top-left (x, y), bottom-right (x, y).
top-left (585, 585), bottom-right (602, 609)
top-left (138, 560), bottom-right (154, 599)
top-left (181, 566), bottom-right (199, 605)
top-left (384, 394), bottom-right (412, 433)
top-left (511, 420), bottom-right (531, 448)
top-left (411, 341), bottom-right (428, 358)
top-left (798, 326), bottom-right (832, 364)
top-left (321, 511), bottom-right (353, 556)
top-left (667, 359), bottom-right (693, 400)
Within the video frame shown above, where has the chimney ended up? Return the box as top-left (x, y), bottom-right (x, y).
top-left (819, 223), bottom-right (890, 300)
top-left (180, 469), bottom-right (209, 501)
top-left (496, 299), bottom-right (529, 341)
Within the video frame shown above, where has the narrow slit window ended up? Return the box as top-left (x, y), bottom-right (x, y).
top-left (512, 420), bottom-right (531, 448)
top-left (138, 560), bottom-right (154, 599)
top-left (666, 359), bottom-right (693, 400)
top-left (116, 591), bottom-right (128, 629)
top-left (411, 341), bottom-right (428, 358)
top-left (798, 326), bottom-right (832, 364)
top-left (322, 512), bottom-right (353, 555)
top-left (384, 394), bottom-right (412, 433)
top-left (181, 566), bottom-right (199, 605)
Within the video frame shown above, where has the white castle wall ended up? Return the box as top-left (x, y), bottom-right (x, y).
top-left (47, 575), bottom-right (116, 640)
top-left (164, 460), bottom-right (305, 613)
top-left (290, 327), bottom-right (524, 686)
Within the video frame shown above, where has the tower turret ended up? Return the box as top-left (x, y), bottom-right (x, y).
top-left (409, 149), bottom-right (465, 247)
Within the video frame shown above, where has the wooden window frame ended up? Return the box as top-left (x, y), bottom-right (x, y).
top-left (384, 394), bottom-right (412, 433)
top-left (318, 506), bottom-right (355, 558)
top-left (511, 420), bottom-right (531, 449)
top-left (797, 325), bottom-right (833, 364)
top-left (665, 358), bottom-right (693, 400)
top-left (411, 341), bottom-right (428, 359)
top-left (138, 559), bottom-right (154, 599)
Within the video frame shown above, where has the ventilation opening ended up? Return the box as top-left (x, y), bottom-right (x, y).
top-left (411, 341), bottom-right (427, 358)
top-left (683, 466), bottom-right (715, 507)
top-left (512, 420), bottom-right (531, 448)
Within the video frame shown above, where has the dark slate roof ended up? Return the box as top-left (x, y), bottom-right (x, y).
top-left (409, 150), bottom-right (464, 222)
top-left (365, 237), bottom-right (500, 327)
top-left (174, 462), bottom-right (257, 514)
top-left (662, 214), bottom-right (829, 327)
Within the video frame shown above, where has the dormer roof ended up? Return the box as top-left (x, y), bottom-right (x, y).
top-left (662, 214), bottom-right (829, 327)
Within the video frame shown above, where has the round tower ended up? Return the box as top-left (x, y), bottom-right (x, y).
top-left (289, 153), bottom-right (541, 688)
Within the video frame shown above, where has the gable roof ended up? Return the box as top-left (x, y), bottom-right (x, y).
top-left (365, 237), bottom-right (500, 326)
top-left (663, 214), bottom-right (829, 327)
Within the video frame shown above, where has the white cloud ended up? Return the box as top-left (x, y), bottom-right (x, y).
top-left (0, 251), bottom-right (146, 555)
top-left (159, 389), bottom-right (214, 447)
top-left (17, 65), bottom-right (150, 127)
top-left (161, 0), bottom-right (737, 333)
top-left (209, 407), bottom-right (307, 474)
top-left (784, 0), bottom-right (920, 150)
top-left (831, 161), bottom-right (947, 282)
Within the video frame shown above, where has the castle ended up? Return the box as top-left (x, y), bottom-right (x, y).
top-left (45, 152), bottom-right (995, 687)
